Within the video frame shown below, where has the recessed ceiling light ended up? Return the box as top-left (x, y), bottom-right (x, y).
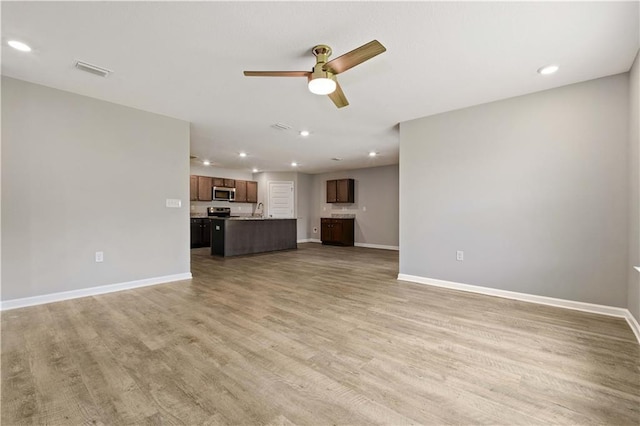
top-left (291, 162), bottom-right (298, 167)
top-left (299, 130), bottom-right (310, 137)
top-left (368, 151), bottom-right (377, 157)
top-left (537, 64), bottom-right (559, 75)
top-left (239, 152), bottom-right (247, 158)
top-left (203, 160), bottom-right (211, 166)
top-left (252, 168), bottom-right (258, 173)
top-left (8, 40), bottom-right (31, 52)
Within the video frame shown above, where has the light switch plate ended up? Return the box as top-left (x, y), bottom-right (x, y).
top-left (166, 199), bottom-right (181, 208)
top-left (95, 251), bottom-right (104, 262)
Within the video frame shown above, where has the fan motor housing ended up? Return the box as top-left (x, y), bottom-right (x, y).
top-left (312, 45), bottom-right (332, 64)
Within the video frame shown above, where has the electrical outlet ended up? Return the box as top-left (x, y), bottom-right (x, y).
top-left (456, 250), bottom-right (464, 261)
top-left (95, 251), bottom-right (104, 263)
top-left (313, 227), bottom-right (318, 233)
top-left (363, 206), bottom-right (367, 211)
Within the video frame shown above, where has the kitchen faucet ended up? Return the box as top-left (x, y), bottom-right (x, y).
top-left (256, 202), bottom-right (264, 218)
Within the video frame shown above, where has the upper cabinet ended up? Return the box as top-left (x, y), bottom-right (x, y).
top-left (326, 179), bottom-right (354, 203)
top-left (234, 180), bottom-right (247, 202)
top-left (212, 177), bottom-right (235, 188)
top-left (190, 175), bottom-right (212, 201)
top-left (191, 175), bottom-right (257, 203)
top-left (232, 180), bottom-right (258, 203)
top-left (246, 181), bottom-right (258, 203)
top-left (190, 175), bottom-right (198, 201)
top-left (197, 176), bottom-right (213, 201)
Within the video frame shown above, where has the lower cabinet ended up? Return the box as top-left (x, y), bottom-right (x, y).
top-left (190, 218), bottom-right (211, 248)
top-left (321, 218), bottom-right (354, 246)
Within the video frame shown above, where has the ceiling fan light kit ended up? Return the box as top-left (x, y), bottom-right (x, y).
top-left (308, 74), bottom-right (336, 95)
top-left (244, 40), bottom-right (386, 108)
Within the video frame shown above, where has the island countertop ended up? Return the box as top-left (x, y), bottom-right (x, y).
top-left (191, 216), bottom-right (295, 221)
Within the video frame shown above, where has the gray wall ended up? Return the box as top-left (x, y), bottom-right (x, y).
top-left (400, 74), bottom-right (629, 307)
top-left (253, 171), bottom-right (311, 240)
top-left (309, 165), bottom-right (399, 247)
top-left (629, 50), bottom-right (640, 321)
top-left (296, 172), bottom-right (312, 241)
top-left (189, 164), bottom-right (255, 216)
top-left (255, 171), bottom-right (296, 216)
top-left (1, 77), bottom-right (190, 301)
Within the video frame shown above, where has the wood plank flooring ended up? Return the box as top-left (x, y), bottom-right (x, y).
top-left (2, 243), bottom-right (639, 425)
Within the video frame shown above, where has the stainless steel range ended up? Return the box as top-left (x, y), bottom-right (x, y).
top-left (207, 207), bottom-right (231, 217)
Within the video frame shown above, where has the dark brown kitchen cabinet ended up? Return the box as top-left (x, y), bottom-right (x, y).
top-left (191, 218), bottom-right (211, 248)
top-left (197, 176), bottom-right (213, 201)
top-left (234, 180), bottom-right (247, 202)
top-left (212, 177), bottom-right (235, 188)
top-left (321, 218), bottom-right (354, 246)
top-left (246, 181), bottom-right (258, 203)
top-left (231, 180), bottom-right (258, 203)
top-left (326, 179), bottom-right (354, 203)
top-left (190, 175), bottom-right (198, 201)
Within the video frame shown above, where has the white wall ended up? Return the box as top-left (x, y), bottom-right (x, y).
top-left (400, 74), bottom-right (629, 307)
top-left (309, 165), bottom-right (399, 248)
top-left (1, 77), bottom-right (191, 301)
top-left (629, 50), bottom-right (640, 322)
top-left (189, 164), bottom-right (255, 216)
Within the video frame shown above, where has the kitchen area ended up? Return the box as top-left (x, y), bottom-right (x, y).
top-left (189, 163), bottom-right (399, 257)
top-left (190, 173), bottom-right (297, 257)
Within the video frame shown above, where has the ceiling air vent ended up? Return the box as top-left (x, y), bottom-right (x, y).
top-left (271, 123), bottom-right (292, 131)
top-left (75, 60), bottom-right (112, 77)
top-left (331, 157), bottom-right (343, 161)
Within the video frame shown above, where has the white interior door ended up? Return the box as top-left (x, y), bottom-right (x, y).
top-left (268, 181), bottom-right (294, 218)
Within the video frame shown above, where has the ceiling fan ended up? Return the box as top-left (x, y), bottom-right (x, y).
top-left (243, 40), bottom-right (386, 108)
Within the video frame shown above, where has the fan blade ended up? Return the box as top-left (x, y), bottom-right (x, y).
top-left (328, 80), bottom-right (349, 108)
top-left (243, 71), bottom-right (310, 77)
top-left (323, 40), bottom-right (386, 74)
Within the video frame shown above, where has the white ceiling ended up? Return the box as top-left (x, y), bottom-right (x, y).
top-left (2, 1), bottom-right (638, 174)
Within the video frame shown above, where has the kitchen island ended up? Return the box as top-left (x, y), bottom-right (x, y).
top-left (210, 217), bottom-right (297, 257)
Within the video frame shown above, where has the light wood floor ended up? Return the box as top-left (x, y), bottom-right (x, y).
top-left (2, 244), bottom-right (639, 425)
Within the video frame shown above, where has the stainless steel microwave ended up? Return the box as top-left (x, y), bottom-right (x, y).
top-left (213, 186), bottom-right (235, 201)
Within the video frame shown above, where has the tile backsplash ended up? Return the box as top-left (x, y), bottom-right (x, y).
top-left (190, 201), bottom-right (256, 216)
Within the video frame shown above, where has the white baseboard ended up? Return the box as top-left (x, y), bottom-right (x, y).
top-left (303, 239), bottom-right (398, 250)
top-left (355, 242), bottom-right (399, 251)
top-left (0, 273), bottom-right (193, 311)
top-left (397, 273), bottom-right (640, 344)
top-left (297, 239), bottom-right (314, 243)
top-left (626, 311), bottom-right (640, 343)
